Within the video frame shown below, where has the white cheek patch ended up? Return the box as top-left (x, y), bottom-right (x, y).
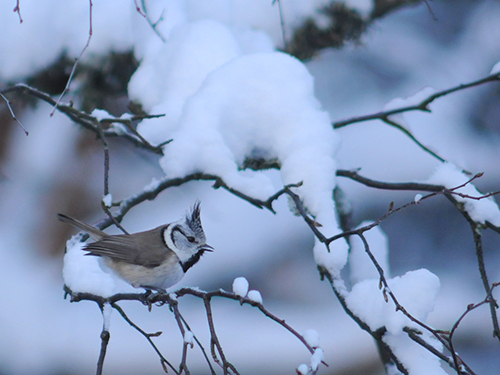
top-left (163, 225), bottom-right (177, 253)
top-left (163, 223), bottom-right (191, 263)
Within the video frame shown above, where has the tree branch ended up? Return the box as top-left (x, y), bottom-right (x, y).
top-left (51, 0), bottom-right (93, 116)
top-left (470, 224), bottom-right (500, 341)
top-left (0, 84), bottom-right (166, 154)
top-left (13, 0), bottom-right (23, 23)
top-left (382, 116), bottom-right (448, 165)
top-left (96, 304), bottom-right (110, 375)
top-left (0, 92), bottom-right (28, 135)
top-left (333, 72), bottom-right (500, 128)
top-left (333, 72), bottom-right (500, 168)
top-left (64, 285), bottom-right (324, 374)
top-left (111, 302), bottom-right (178, 374)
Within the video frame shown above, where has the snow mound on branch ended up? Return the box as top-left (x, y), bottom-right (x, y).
top-left (232, 277), bottom-right (249, 297)
top-left (129, 20), bottom-right (347, 273)
top-left (129, 20), bottom-right (242, 116)
top-left (426, 162), bottom-right (500, 226)
top-left (345, 268), bottom-right (439, 335)
top-left (157, 51), bottom-right (348, 273)
top-left (128, 20), bottom-right (274, 146)
top-left (384, 331), bottom-right (446, 375)
top-left (345, 268), bottom-right (444, 374)
top-left (63, 236), bottom-right (135, 297)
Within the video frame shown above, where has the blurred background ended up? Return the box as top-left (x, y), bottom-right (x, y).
top-left (1, 0), bottom-right (500, 374)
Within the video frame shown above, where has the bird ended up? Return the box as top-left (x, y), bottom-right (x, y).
top-left (57, 202), bottom-right (213, 292)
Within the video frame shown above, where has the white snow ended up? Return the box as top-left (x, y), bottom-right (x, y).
top-left (151, 50), bottom-right (348, 272)
top-left (2, 0), bottom-right (500, 374)
top-left (102, 302), bottom-right (112, 331)
top-left (382, 86), bottom-right (437, 128)
top-left (183, 330), bottom-right (194, 346)
top-left (303, 329), bottom-right (320, 348)
top-left (310, 348), bottom-right (324, 371)
top-left (490, 60), bottom-right (500, 74)
top-left (143, 177), bottom-right (162, 193)
top-left (349, 222), bottom-right (390, 285)
top-left (102, 193), bottom-right (113, 208)
top-left (383, 331), bottom-right (446, 375)
top-left (345, 268), bottom-right (440, 336)
top-left (129, 20), bottom-right (243, 145)
top-left (109, 122), bottom-right (129, 136)
top-left (383, 87), bottom-right (437, 113)
top-left (296, 363), bottom-right (309, 375)
top-left (345, 268), bottom-right (443, 373)
top-left (247, 290), bottom-right (263, 304)
top-left (63, 235), bottom-right (135, 297)
top-left (90, 108), bottom-right (112, 121)
top-left (232, 277), bottom-right (249, 297)
top-left (426, 163), bottom-right (500, 226)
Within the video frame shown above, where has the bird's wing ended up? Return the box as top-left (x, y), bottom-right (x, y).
top-left (84, 227), bottom-right (171, 267)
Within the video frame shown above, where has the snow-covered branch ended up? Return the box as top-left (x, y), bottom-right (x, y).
top-left (333, 72), bottom-right (500, 129)
top-left (0, 84), bottom-right (167, 154)
top-left (3, 2), bottom-right (500, 374)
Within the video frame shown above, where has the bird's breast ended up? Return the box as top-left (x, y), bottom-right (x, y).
top-left (104, 255), bottom-right (185, 290)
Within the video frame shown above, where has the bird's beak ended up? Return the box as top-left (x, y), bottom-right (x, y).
top-left (202, 244), bottom-right (214, 252)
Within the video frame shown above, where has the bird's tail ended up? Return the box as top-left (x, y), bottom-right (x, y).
top-left (57, 213), bottom-right (107, 240)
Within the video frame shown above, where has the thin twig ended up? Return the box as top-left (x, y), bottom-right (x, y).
top-left (337, 168), bottom-right (442, 191)
top-left (304, 176), bottom-right (494, 374)
top-left (172, 303), bottom-right (217, 375)
top-left (333, 72), bottom-right (500, 128)
top-left (284, 186), bottom-right (330, 243)
top-left (382, 116), bottom-right (447, 164)
top-left (93, 175), bottom-right (301, 231)
top-left (443, 286), bottom-right (500, 375)
top-left (0, 84), bottom-right (165, 153)
top-left (136, 0), bottom-right (167, 42)
top-left (51, 0), bottom-right (93, 116)
top-left (172, 288), bottom-right (322, 360)
top-left (133, 0), bottom-right (146, 17)
top-left (65, 285), bottom-right (324, 372)
top-left (96, 304), bottom-right (111, 375)
top-left (422, 0), bottom-right (437, 21)
top-left (95, 121), bottom-right (110, 197)
top-left (111, 302), bottom-right (178, 374)
top-left (13, 0), bottom-right (23, 23)
top-left (101, 116), bottom-right (168, 151)
top-left (273, 0), bottom-right (287, 51)
top-left (447, 299), bottom-right (492, 375)
top-left (96, 328), bottom-right (110, 375)
top-left (332, 171), bottom-right (500, 241)
top-left (470, 224), bottom-right (500, 340)
top-left (333, 72), bottom-right (500, 166)
top-left (319, 268), bottom-right (409, 374)
top-left (165, 295), bottom-right (191, 375)
top-left (202, 295), bottom-right (239, 375)
top-left (0, 92), bottom-right (28, 135)
top-left (94, 120), bottom-right (129, 235)
top-left (403, 328), bottom-right (453, 368)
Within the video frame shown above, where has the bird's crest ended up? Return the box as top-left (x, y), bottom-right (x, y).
top-left (186, 201), bottom-right (204, 238)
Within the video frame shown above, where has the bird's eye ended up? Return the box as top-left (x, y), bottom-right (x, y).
top-left (187, 236), bottom-right (196, 243)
